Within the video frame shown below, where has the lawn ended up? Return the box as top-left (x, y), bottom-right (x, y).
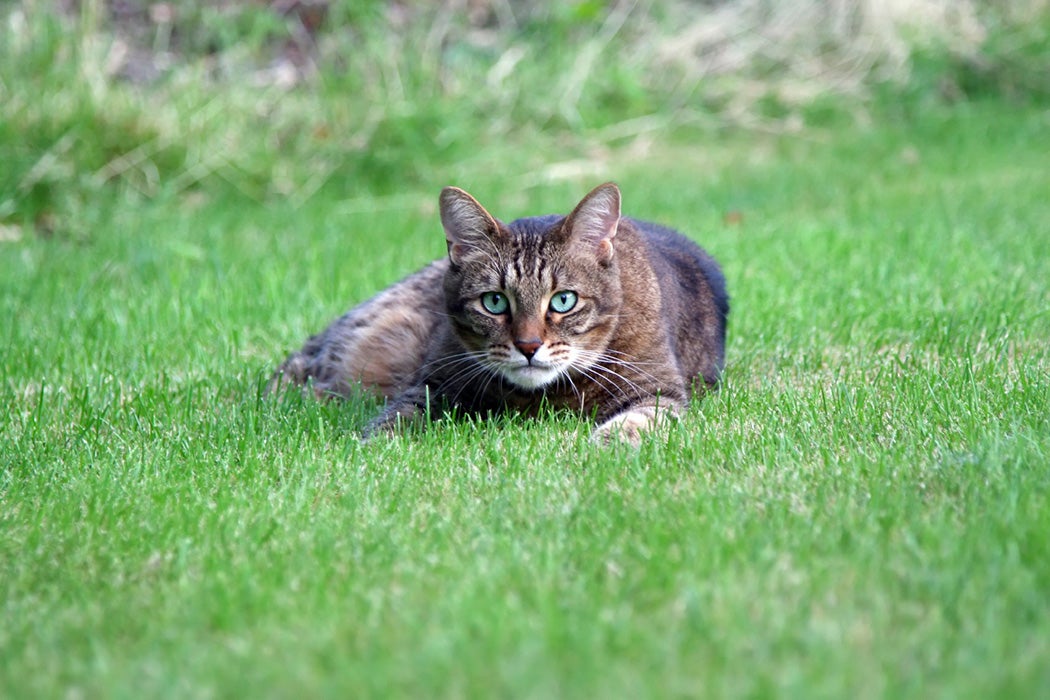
top-left (3, 4), bottom-right (1050, 698)
top-left (4, 100), bottom-right (1048, 697)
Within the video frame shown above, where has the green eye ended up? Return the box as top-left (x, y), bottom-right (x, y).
top-left (481, 291), bottom-right (510, 314)
top-left (549, 290), bottom-right (578, 313)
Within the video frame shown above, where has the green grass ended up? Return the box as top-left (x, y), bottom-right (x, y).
top-left (3, 1), bottom-right (1050, 695)
top-left (3, 101), bottom-right (1049, 697)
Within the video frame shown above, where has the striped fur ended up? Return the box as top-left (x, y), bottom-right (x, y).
top-left (271, 183), bottom-right (729, 445)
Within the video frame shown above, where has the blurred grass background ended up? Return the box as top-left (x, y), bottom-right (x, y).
top-left (2, 0), bottom-right (1048, 240)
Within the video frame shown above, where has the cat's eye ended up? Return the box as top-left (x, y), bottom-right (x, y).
top-left (549, 290), bottom-right (578, 313)
top-left (481, 291), bottom-right (510, 315)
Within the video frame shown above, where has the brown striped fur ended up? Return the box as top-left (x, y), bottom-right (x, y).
top-left (271, 183), bottom-right (729, 445)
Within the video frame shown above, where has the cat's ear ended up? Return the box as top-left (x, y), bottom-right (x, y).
top-left (564, 182), bottom-right (621, 264)
top-left (440, 186), bottom-right (501, 265)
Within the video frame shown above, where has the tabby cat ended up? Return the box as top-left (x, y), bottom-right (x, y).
top-left (272, 183), bottom-right (729, 445)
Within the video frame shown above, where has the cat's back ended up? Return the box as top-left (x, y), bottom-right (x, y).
top-left (628, 218), bottom-right (729, 387)
top-left (629, 219), bottom-right (727, 309)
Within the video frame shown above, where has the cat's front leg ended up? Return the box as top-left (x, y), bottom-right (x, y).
top-left (362, 385), bottom-right (432, 439)
top-left (593, 400), bottom-right (682, 447)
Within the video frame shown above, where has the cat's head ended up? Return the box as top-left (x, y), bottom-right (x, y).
top-left (440, 183), bottom-right (624, 391)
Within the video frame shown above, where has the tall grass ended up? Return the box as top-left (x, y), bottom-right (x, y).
top-left (2, 0), bottom-right (1047, 238)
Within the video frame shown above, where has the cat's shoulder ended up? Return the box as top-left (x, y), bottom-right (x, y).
top-left (625, 217), bottom-right (694, 246)
top-left (624, 218), bottom-right (711, 264)
top-left (626, 217), bottom-right (728, 301)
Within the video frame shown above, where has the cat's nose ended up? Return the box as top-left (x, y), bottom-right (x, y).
top-left (514, 339), bottom-right (542, 360)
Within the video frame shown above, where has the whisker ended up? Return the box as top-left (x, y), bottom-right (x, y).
top-left (475, 364), bottom-right (505, 405)
top-left (593, 356), bottom-right (658, 388)
top-left (415, 349), bottom-right (488, 376)
top-left (436, 359), bottom-right (493, 394)
top-left (572, 358), bottom-right (655, 404)
top-left (570, 363), bottom-right (634, 404)
top-left (600, 360), bottom-right (664, 386)
top-left (591, 347), bottom-right (662, 365)
top-left (560, 372), bottom-right (586, 413)
top-left (573, 348), bottom-right (665, 385)
top-left (446, 364), bottom-right (502, 409)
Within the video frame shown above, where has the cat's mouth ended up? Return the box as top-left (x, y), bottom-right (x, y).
top-left (501, 362), bottom-right (562, 390)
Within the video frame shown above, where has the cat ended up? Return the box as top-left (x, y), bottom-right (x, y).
top-left (271, 182), bottom-right (729, 445)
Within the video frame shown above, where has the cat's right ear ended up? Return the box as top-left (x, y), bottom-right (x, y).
top-left (564, 182), bottom-right (621, 265)
top-left (440, 187), bottom-right (500, 266)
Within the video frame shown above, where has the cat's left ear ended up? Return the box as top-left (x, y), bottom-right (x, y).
top-left (440, 186), bottom-right (501, 266)
top-left (564, 182), bottom-right (621, 264)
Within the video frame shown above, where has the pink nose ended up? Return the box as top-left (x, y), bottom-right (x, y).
top-left (514, 339), bottom-right (542, 359)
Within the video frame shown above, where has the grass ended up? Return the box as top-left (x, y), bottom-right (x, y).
top-left (3, 1), bottom-right (1050, 697)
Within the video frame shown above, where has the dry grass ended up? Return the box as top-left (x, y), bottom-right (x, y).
top-left (643, 0), bottom-right (1045, 122)
top-left (1, 0), bottom-right (1047, 237)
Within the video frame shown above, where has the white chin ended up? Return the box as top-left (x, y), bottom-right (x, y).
top-left (506, 366), bottom-right (560, 390)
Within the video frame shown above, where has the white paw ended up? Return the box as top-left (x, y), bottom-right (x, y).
top-left (593, 406), bottom-right (670, 447)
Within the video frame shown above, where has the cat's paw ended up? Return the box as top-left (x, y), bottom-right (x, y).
top-left (361, 398), bottom-right (427, 440)
top-left (593, 406), bottom-right (672, 447)
top-left (361, 415), bottom-right (409, 441)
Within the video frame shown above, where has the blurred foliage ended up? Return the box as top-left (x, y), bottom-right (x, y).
top-left (1, 0), bottom-right (1048, 239)
top-left (910, 10), bottom-right (1050, 103)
